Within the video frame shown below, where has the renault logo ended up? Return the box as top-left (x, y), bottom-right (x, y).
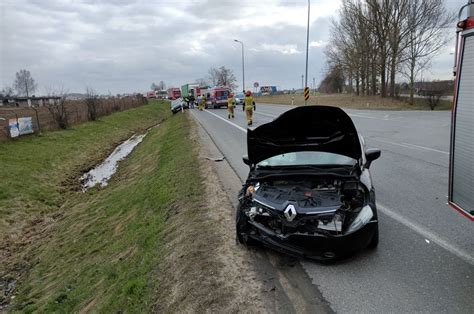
top-left (284, 204), bottom-right (297, 222)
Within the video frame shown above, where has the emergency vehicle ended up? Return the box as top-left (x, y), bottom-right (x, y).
top-left (181, 83), bottom-right (201, 98)
top-left (147, 91), bottom-right (157, 98)
top-left (167, 88), bottom-right (181, 100)
top-left (448, 0), bottom-right (474, 221)
top-left (203, 87), bottom-right (231, 109)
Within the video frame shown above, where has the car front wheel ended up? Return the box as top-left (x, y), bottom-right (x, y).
top-left (367, 224), bottom-right (379, 249)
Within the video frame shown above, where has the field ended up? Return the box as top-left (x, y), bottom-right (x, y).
top-left (0, 100), bottom-right (204, 312)
top-left (255, 93), bottom-right (452, 110)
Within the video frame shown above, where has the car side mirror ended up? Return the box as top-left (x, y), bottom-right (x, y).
top-left (242, 155), bottom-right (251, 166)
top-left (365, 148), bottom-right (381, 168)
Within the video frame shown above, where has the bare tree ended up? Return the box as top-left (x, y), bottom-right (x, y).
top-left (85, 87), bottom-right (101, 121)
top-left (216, 66), bottom-right (237, 88)
top-left (319, 65), bottom-right (345, 93)
top-left (195, 78), bottom-right (209, 87)
top-left (158, 80), bottom-right (166, 90)
top-left (401, 0), bottom-right (453, 104)
top-left (1, 86), bottom-right (14, 97)
top-left (387, 0), bottom-right (411, 97)
top-left (366, 0), bottom-right (392, 97)
top-left (151, 82), bottom-right (159, 91)
top-left (45, 88), bottom-right (69, 129)
top-left (325, 0), bottom-right (452, 102)
top-left (207, 67), bottom-right (219, 86)
top-left (14, 69), bottom-right (38, 97)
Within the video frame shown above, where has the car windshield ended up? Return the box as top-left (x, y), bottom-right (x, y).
top-left (257, 151), bottom-right (356, 167)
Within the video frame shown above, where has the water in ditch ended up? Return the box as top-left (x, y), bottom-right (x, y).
top-left (80, 133), bottom-right (146, 191)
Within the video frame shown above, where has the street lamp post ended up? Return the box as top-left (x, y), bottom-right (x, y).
top-left (304, 0), bottom-right (310, 105)
top-left (234, 39), bottom-right (245, 93)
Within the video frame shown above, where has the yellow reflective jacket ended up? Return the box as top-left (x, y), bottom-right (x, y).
top-left (227, 97), bottom-right (235, 107)
top-left (244, 96), bottom-right (254, 110)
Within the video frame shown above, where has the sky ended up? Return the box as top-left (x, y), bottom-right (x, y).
top-left (0, 0), bottom-right (468, 95)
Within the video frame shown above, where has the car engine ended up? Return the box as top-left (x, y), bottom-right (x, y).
top-left (242, 178), bottom-right (368, 236)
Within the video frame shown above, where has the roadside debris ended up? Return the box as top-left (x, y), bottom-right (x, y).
top-left (203, 156), bottom-right (225, 162)
top-left (80, 134), bottom-right (146, 191)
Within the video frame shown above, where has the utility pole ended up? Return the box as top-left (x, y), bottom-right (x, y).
top-left (234, 39), bottom-right (245, 93)
top-left (304, 0), bottom-right (310, 105)
top-left (301, 75), bottom-right (304, 90)
top-left (313, 77), bottom-right (315, 92)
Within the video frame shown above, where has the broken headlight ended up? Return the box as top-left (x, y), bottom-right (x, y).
top-left (346, 205), bottom-right (373, 234)
top-left (246, 203), bottom-right (272, 220)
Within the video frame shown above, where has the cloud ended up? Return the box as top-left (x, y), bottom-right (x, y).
top-left (310, 40), bottom-right (327, 48)
top-left (259, 44), bottom-right (301, 55)
top-left (0, 0), bottom-right (459, 94)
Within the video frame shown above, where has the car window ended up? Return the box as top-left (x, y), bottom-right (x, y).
top-left (257, 151), bottom-right (356, 167)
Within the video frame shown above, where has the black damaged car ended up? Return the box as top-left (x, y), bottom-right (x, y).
top-left (236, 106), bottom-right (381, 260)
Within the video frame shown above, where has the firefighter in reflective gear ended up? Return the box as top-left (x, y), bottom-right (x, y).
top-left (227, 93), bottom-right (235, 119)
top-left (199, 94), bottom-right (206, 111)
top-left (243, 90), bottom-right (256, 125)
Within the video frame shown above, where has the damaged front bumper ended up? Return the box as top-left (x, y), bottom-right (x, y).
top-left (239, 205), bottom-right (378, 260)
top-left (245, 220), bottom-right (377, 260)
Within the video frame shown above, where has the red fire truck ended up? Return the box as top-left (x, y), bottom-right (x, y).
top-left (203, 87), bottom-right (231, 109)
top-left (167, 88), bottom-right (181, 100)
top-left (448, 0), bottom-right (474, 221)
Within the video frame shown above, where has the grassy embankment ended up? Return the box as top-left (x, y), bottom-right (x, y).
top-left (0, 100), bottom-right (203, 312)
top-left (256, 93), bottom-right (452, 110)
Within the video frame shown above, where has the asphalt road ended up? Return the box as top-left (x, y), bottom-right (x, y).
top-left (190, 104), bottom-right (473, 313)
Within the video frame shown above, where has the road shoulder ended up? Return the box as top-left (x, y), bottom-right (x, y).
top-left (154, 113), bottom-right (266, 312)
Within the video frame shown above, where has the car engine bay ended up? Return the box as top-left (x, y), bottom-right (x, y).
top-left (241, 177), bottom-right (370, 236)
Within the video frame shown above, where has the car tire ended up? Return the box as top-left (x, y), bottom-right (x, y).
top-left (367, 224), bottom-right (379, 249)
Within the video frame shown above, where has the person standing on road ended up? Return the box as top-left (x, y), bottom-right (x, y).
top-left (197, 94), bottom-right (202, 109)
top-left (189, 93), bottom-right (195, 109)
top-left (199, 94), bottom-right (206, 111)
top-left (243, 90), bottom-right (256, 126)
top-left (227, 93), bottom-right (236, 119)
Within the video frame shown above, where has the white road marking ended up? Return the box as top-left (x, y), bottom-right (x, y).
top-left (400, 142), bottom-right (449, 155)
top-left (372, 138), bottom-right (449, 155)
top-left (348, 113), bottom-right (394, 121)
top-left (196, 108), bottom-right (471, 265)
top-left (202, 109), bottom-right (248, 133)
top-left (378, 203), bottom-right (474, 266)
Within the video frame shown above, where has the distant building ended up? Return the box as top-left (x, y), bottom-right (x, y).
top-left (0, 96), bottom-right (62, 107)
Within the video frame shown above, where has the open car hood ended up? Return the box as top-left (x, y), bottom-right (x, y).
top-left (247, 106), bottom-right (362, 164)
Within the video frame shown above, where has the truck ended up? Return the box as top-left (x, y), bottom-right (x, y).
top-left (156, 90), bottom-right (168, 99)
top-left (181, 83), bottom-right (201, 98)
top-left (167, 88), bottom-right (181, 100)
top-left (448, 0), bottom-right (474, 221)
top-left (147, 91), bottom-right (157, 98)
top-left (202, 87), bottom-right (231, 109)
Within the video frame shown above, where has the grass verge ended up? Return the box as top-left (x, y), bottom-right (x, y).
top-left (256, 93), bottom-right (451, 110)
top-left (0, 100), bottom-right (205, 312)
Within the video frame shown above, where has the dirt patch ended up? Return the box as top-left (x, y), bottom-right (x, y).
top-left (155, 114), bottom-right (265, 312)
top-left (0, 211), bottom-right (64, 310)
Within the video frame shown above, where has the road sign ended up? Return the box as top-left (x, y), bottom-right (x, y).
top-left (304, 87), bottom-right (310, 101)
top-left (254, 82), bottom-right (259, 88)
